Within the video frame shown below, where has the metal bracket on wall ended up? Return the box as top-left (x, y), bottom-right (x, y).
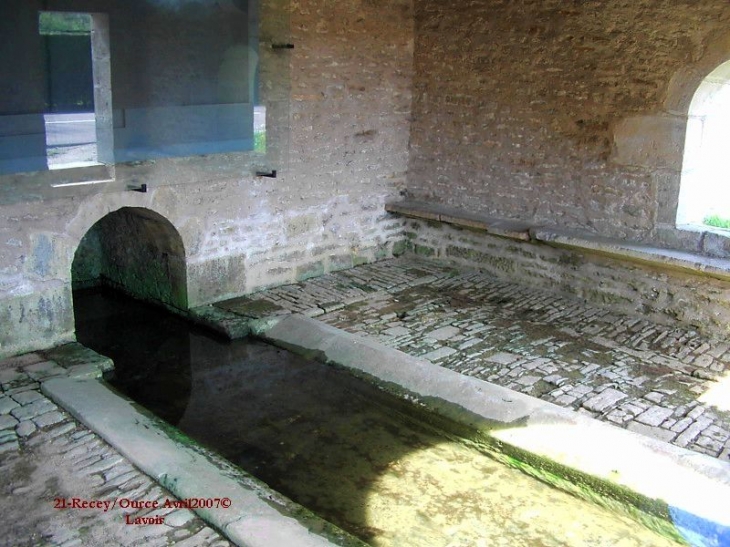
top-left (255, 170), bottom-right (277, 178)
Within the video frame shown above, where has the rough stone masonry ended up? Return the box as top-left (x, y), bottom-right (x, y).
top-left (408, 0), bottom-right (730, 253)
top-left (0, 0), bottom-right (413, 358)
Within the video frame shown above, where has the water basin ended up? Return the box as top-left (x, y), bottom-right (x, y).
top-left (74, 287), bottom-right (682, 546)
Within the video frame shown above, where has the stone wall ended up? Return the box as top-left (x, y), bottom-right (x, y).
top-left (0, 0), bottom-right (413, 358)
top-left (407, 0), bottom-right (730, 250)
top-left (403, 219), bottom-right (730, 337)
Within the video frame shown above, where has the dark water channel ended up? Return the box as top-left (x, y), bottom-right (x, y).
top-left (73, 287), bottom-right (680, 547)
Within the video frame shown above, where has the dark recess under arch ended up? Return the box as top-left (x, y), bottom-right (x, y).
top-left (71, 207), bottom-right (188, 311)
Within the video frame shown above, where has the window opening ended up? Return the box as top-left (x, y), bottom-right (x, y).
top-left (0, 0), bottom-right (279, 189)
top-left (39, 12), bottom-right (101, 170)
top-left (677, 60), bottom-right (730, 231)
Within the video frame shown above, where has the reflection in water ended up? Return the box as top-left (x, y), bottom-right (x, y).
top-left (74, 287), bottom-right (681, 547)
top-left (74, 287), bottom-right (193, 425)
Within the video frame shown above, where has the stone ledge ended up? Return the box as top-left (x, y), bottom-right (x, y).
top-left (385, 200), bottom-right (532, 241)
top-left (259, 314), bottom-right (730, 547)
top-left (386, 200), bottom-right (730, 282)
top-left (532, 227), bottom-right (730, 283)
top-left (42, 377), bottom-right (364, 547)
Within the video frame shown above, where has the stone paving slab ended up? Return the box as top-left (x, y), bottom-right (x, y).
top-left (0, 346), bottom-right (234, 547)
top-left (241, 257), bottom-right (730, 462)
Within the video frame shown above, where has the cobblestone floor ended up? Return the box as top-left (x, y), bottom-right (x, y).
top-left (3, 256), bottom-right (730, 545)
top-left (0, 352), bottom-right (232, 547)
top-left (223, 257), bottom-right (730, 462)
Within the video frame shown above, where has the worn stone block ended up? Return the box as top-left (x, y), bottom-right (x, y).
top-left (635, 406), bottom-right (674, 427)
top-left (11, 399), bottom-right (57, 421)
top-left (10, 390), bottom-right (44, 405)
top-left (484, 352), bottom-right (519, 366)
top-left (45, 343), bottom-right (114, 373)
top-left (0, 414), bottom-right (19, 430)
top-left (612, 115), bottom-right (685, 171)
top-left (22, 360), bottom-right (66, 381)
top-left (425, 326), bottom-right (460, 341)
top-left (15, 420), bottom-right (36, 438)
top-left (626, 421), bottom-right (678, 443)
top-left (0, 396), bottom-right (19, 415)
top-left (421, 347), bottom-right (457, 362)
top-left (582, 389), bottom-right (627, 413)
top-left (0, 353), bottom-right (45, 370)
top-left (32, 410), bottom-right (65, 428)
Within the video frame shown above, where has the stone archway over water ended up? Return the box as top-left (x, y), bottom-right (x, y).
top-left (72, 207), bottom-right (188, 311)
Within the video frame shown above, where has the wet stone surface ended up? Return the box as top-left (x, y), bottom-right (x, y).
top-left (2, 256), bottom-right (729, 545)
top-left (246, 257), bottom-right (730, 462)
top-left (81, 291), bottom-right (681, 547)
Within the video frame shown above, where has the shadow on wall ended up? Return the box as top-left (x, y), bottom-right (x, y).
top-left (71, 206), bottom-right (188, 311)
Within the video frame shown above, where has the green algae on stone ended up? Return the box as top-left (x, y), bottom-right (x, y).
top-left (296, 261), bottom-right (326, 281)
top-left (391, 239), bottom-right (408, 257)
top-left (414, 244), bottom-right (436, 257)
top-left (215, 297), bottom-right (286, 319)
top-left (187, 304), bottom-right (251, 339)
top-left (44, 342), bottom-right (114, 373)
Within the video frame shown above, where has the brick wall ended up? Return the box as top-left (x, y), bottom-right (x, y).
top-left (407, 0), bottom-right (730, 245)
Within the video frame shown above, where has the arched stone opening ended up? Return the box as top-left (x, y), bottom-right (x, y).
top-left (676, 60), bottom-right (730, 228)
top-left (71, 207), bottom-right (188, 311)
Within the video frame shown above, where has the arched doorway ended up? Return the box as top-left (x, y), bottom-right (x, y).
top-left (71, 207), bottom-right (188, 310)
top-left (677, 60), bottom-right (730, 229)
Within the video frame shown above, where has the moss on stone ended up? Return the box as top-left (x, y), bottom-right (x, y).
top-left (374, 244), bottom-right (391, 260)
top-left (329, 254), bottom-right (354, 271)
top-left (391, 239), bottom-right (408, 256)
top-left (296, 261), bottom-right (326, 281)
top-left (188, 304), bottom-right (252, 338)
top-left (414, 244), bottom-right (436, 257)
top-left (353, 254), bottom-right (371, 267)
top-left (216, 297), bottom-right (285, 318)
top-left (44, 342), bottom-right (114, 372)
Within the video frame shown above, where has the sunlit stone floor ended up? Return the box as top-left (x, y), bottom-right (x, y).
top-left (221, 257), bottom-right (730, 462)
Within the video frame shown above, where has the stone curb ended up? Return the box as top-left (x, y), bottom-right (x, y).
top-left (41, 377), bottom-right (366, 547)
top-left (258, 314), bottom-right (730, 547)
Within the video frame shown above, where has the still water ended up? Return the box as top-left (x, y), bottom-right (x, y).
top-left (74, 287), bottom-right (681, 547)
